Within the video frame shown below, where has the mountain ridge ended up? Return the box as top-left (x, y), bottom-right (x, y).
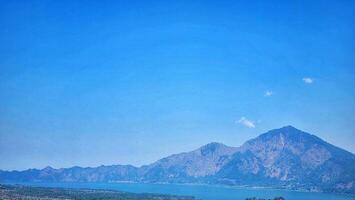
top-left (1, 126), bottom-right (354, 194)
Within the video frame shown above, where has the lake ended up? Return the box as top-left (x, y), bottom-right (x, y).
top-left (11, 182), bottom-right (354, 200)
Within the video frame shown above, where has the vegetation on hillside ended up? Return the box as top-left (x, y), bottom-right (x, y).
top-left (0, 184), bottom-right (196, 200)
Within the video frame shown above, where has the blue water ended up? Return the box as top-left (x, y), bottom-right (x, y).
top-left (9, 182), bottom-right (355, 200)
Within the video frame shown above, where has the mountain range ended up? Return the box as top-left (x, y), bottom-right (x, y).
top-left (1, 126), bottom-right (354, 194)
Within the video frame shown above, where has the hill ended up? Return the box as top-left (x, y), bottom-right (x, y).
top-left (1, 126), bottom-right (354, 194)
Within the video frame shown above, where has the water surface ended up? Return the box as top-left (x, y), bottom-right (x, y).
top-left (12, 182), bottom-right (355, 200)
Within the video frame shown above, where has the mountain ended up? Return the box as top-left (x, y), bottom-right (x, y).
top-left (1, 126), bottom-right (354, 194)
top-left (216, 126), bottom-right (355, 193)
top-left (0, 165), bottom-right (139, 182)
top-left (140, 142), bottom-right (238, 182)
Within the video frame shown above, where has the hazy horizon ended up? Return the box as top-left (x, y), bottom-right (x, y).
top-left (1, 125), bottom-right (353, 171)
top-left (0, 0), bottom-right (354, 171)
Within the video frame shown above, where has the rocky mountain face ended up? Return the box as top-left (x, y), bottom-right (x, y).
top-left (1, 126), bottom-right (354, 194)
top-left (216, 126), bottom-right (355, 193)
top-left (139, 142), bottom-right (238, 183)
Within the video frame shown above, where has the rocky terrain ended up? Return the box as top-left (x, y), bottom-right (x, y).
top-left (1, 126), bottom-right (354, 194)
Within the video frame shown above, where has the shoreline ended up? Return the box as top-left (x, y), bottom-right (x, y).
top-left (2, 181), bottom-right (354, 198)
top-left (0, 184), bottom-right (196, 200)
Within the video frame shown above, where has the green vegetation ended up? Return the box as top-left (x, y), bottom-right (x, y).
top-left (0, 184), bottom-right (196, 200)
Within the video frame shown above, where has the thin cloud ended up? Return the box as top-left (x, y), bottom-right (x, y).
top-left (302, 77), bottom-right (313, 84)
top-left (237, 117), bottom-right (256, 128)
top-left (264, 91), bottom-right (273, 97)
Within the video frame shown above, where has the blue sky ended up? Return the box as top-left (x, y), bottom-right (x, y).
top-left (0, 0), bottom-right (354, 170)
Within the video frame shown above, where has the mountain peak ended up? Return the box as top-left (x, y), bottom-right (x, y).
top-left (241, 125), bottom-right (329, 153)
top-left (201, 142), bottom-right (226, 148)
top-left (42, 166), bottom-right (54, 171)
top-left (257, 125), bottom-right (314, 140)
top-left (199, 142), bottom-right (237, 157)
top-left (199, 142), bottom-right (234, 152)
top-left (271, 125), bottom-right (305, 134)
top-left (279, 125), bottom-right (298, 130)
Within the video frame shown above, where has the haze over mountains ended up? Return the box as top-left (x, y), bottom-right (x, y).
top-left (1, 126), bottom-right (354, 194)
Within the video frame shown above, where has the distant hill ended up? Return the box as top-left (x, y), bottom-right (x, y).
top-left (1, 126), bottom-right (354, 194)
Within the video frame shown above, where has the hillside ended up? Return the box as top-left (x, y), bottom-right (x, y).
top-left (1, 126), bottom-right (354, 194)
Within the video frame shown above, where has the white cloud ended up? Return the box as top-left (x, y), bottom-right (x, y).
top-left (237, 117), bottom-right (256, 128)
top-left (264, 91), bottom-right (273, 97)
top-left (302, 77), bottom-right (313, 84)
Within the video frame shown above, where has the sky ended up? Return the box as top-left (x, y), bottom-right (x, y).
top-left (0, 0), bottom-right (354, 170)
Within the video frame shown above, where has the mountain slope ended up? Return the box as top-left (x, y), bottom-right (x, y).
top-left (216, 126), bottom-right (355, 193)
top-left (1, 126), bottom-right (354, 194)
top-left (140, 142), bottom-right (238, 182)
top-left (0, 165), bottom-right (139, 182)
